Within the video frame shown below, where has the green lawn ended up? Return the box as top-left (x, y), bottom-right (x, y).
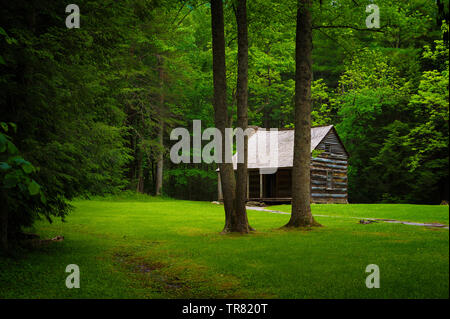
top-left (0, 196), bottom-right (448, 299)
top-left (270, 203), bottom-right (450, 224)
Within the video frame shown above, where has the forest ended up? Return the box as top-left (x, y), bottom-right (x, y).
top-left (0, 0), bottom-right (449, 241)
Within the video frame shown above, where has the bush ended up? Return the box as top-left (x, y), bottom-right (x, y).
top-left (0, 122), bottom-right (69, 252)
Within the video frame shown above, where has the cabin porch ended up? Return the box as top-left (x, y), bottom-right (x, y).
top-left (217, 166), bottom-right (348, 204)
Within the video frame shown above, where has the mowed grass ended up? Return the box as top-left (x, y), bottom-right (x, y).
top-left (271, 203), bottom-right (450, 224)
top-left (0, 197), bottom-right (448, 299)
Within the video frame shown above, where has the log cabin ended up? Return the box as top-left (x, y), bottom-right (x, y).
top-left (217, 125), bottom-right (349, 204)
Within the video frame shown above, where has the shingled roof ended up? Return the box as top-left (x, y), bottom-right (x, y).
top-left (229, 125), bottom-right (335, 170)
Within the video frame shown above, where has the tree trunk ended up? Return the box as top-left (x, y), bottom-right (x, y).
top-left (156, 122), bottom-right (164, 195)
top-left (234, 0), bottom-right (253, 232)
top-left (211, 0), bottom-right (239, 233)
top-left (155, 55), bottom-right (164, 196)
top-left (136, 147), bottom-right (144, 193)
top-left (264, 64), bottom-right (271, 128)
top-left (285, 0), bottom-right (320, 228)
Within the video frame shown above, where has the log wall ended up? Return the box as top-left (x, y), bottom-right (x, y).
top-left (311, 128), bottom-right (348, 203)
top-left (236, 128), bottom-right (349, 204)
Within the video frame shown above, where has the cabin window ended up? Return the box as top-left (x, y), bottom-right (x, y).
top-left (327, 170), bottom-right (333, 189)
top-left (325, 143), bottom-right (332, 153)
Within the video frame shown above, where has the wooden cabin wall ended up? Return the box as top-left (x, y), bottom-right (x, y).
top-left (235, 128), bottom-right (349, 203)
top-left (311, 129), bottom-right (348, 203)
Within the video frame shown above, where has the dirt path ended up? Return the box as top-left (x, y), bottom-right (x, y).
top-left (246, 206), bottom-right (449, 229)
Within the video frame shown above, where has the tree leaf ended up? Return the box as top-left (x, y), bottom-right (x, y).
top-left (28, 179), bottom-right (40, 195)
top-left (22, 162), bottom-right (34, 174)
top-left (40, 191), bottom-right (47, 204)
top-left (0, 162), bottom-right (11, 171)
top-left (6, 140), bottom-right (18, 154)
top-left (12, 157), bottom-right (28, 165)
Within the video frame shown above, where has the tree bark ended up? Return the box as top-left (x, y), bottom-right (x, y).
top-left (264, 64), bottom-right (271, 128)
top-left (211, 0), bottom-right (239, 233)
top-left (285, 0), bottom-right (320, 228)
top-left (136, 146), bottom-right (144, 193)
top-left (234, 0), bottom-right (253, 232)
top-left (155, 122), bottom-right (164, 195)
top-left (155, 55), bottom-right (164, 196)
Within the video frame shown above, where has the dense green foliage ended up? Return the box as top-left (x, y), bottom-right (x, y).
top-left (0, 0), bottom-right (448, 239)
top-left (0, 197), bottom-right (447, 298)
top-left (336, 29), bottom-right (449, 203)
top-left (0, 122), bottom-right (64, 243)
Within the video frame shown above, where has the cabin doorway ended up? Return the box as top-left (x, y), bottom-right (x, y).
top-left (264, 173), bottom-right (276, 198)
top-left (246, 169), bottom-right (292, 201)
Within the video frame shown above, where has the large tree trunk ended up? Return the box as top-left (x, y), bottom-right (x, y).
top-left (211, 0), bottom-right (239, 233)
top-left (285, 0), bottom-right (320, 228)
top-left (155, 55), bottom-right (164, 196)
top-left (234, 0), bottom-right (253, 232)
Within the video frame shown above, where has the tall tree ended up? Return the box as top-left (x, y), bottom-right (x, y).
top-left (285, 0), bottom-right (320, 228)
top-left (211, 0), bottom-right (237, 232)
top-left (234, 0), bottom-right (252, 232)
top-left (155, 54), bottom-right (165, 196)
top-left (211, 0), bottom-right (253, 233)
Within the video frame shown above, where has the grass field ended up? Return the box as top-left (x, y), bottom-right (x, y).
top-left (270, 203), bottom-right (449, 224)
top-left (0, 195), bottom-right (448, 299)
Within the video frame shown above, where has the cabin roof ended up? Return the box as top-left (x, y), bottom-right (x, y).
top-left (218, 125), bottom-right (345, 170)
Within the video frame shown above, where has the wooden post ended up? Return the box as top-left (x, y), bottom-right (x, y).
top-left (218, 172), bottom-right (223, 201)
top-left (259, 173), bottom-right (263, 199)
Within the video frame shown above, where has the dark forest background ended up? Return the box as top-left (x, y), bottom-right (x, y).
top-left (1, 0), bottom-right (448, 225)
